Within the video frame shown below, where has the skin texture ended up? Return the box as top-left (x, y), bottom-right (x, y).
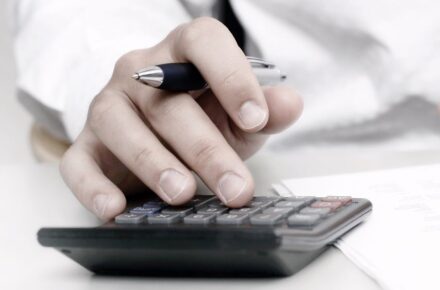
top-left (60, 17), bottom-right (303, 221)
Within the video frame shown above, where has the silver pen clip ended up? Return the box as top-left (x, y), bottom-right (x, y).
top-left (246, 56), bottom-right (276, 68)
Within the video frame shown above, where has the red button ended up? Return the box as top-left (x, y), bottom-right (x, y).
top-left (321, 196), bottom-right (352, 205)
top-left (310, 201), bottom-right (342, 211)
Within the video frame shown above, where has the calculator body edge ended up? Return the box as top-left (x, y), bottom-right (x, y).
top-left (37, 197), bottom-right (371, 277)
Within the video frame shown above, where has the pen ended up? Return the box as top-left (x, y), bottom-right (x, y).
top-left (131, 56), bottom-right (286, 91)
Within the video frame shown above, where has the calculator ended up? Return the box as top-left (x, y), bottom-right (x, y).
top-left (38, 194), bottom-right (372, 277)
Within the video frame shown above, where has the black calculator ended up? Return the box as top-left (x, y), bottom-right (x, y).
top-left (38, 194), bottom-right (372, 277)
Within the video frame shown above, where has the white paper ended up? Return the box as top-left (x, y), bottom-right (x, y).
top-left (282, 164), bottom-right (440, 290)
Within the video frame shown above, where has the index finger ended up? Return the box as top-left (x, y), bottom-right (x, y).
top-left (168, 17), bottom-right (269, 132)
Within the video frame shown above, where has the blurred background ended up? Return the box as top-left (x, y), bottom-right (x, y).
top-left (0, 0), bottom-right (33, 163)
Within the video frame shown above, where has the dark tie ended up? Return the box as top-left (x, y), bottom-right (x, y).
top-left (220, 0), bottom-right (246, 51)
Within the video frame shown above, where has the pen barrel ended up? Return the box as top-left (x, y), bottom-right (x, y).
top-left (253, 68), bottom-right (283, 86)
top-left (158, 63), bottom-right (206, 91)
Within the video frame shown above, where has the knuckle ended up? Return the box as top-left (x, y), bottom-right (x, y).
top-left (133, 145), bottom-right (154, 169)
top-left (179, 17), bottom-right (229, 46)
top-left (220, 68), bottom-right (245, 90)
top-left (217, 68), bottom-right (253, 98)
top-left (190, 139), bottom-right (222, 169)
top-left (113, 49), bottom-right (144, 74)
top-left (88, 93), bottom-right (116, 131)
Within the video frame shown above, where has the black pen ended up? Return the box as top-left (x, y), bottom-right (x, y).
top-left (131, 56), bottom-right (286, 91)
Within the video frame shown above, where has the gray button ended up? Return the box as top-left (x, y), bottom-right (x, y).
top-left (288, 214), bottom-right (320, 226)
top-left (252, 196), bottom-right (281, 204)
top-left (263, 207), bottom-right (295, 217)
top-left (143, 201), bottom-right (167, 209)
top-left (185, 195), bottom-right (216, 210)
top-left (250, 213), bottom-right (284, 225)
top-left (248, 196), bottom-right (281, 208)
top-left (197, 206), bottom-right (228, 215)
top-left (129, 206), bottom-right (161, 215)
top-left (148, 213), bottom-right (181, 224)
top-left (300, 207), bottom-right (331, 217)
top-left (229, 207), bottom-right (261, 215)
top-left (285, 196), bottom-right (316, 204)
top-left (207, 199), bottom-right (226, 208)
top-left (247, 200), bottom-right (274, 209)
top-left (275, 200), bottom-right (307, 209)
top-left (115, 212), bottom-right (147, 224)
top-left (161, 207), bottom-right (194, 217)
top-left (183, 213), bottom-right (216, 224)
top-left (216, 213), bottom-right (249, 225)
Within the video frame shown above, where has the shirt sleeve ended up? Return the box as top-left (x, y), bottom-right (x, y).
top-left (12, 0), bottom-right (191, 140)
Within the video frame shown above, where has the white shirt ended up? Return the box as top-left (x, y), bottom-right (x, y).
top-left (10, 0), bottom-right (440, 151)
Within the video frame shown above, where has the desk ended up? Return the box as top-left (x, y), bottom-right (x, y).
top-left (3, 150), bottom-right (440, 289)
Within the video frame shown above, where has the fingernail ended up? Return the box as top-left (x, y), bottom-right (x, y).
top-left (158, 169), bottom-right (188, 202)
top-left (217, 172), bottom-right (247, 203)
top-left (238, 100), bottom-right (267, 130)
top-left (93, 194), bottom-right (109, 218)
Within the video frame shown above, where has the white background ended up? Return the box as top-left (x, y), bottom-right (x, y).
top-left (0, 0), bottom-right (33, 163)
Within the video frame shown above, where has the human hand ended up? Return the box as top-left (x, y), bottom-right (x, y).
top-left (60, 17), bottom-right (303, 220)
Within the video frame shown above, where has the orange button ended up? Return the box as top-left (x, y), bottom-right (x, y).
top-left (310, 201), bottom-right (342, 211)
top-left (321, 196), bottom-right (352, 205)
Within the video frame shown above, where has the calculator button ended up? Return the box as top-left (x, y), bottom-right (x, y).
top-left (148, 213), bottom-right (181, 224)
top-left (287, 214), bottom-right (321, 226)
top-left (300, 207), bottom-right (331, 217)
top-left (249, 196), bottom-right (281, 207)
top-left (275, 200), bottom-right (307, 209)
top-left (115, 212), bottom-right (147, 224)
top-left (216, 213), bottom-right (249, 225)
top-left (247, 200), bottom-right (274, 209)
top-left (263, 207), bottom-right (295, 217)
top-left (285, 196), bottom-right (316, 204)
top-left (183, 213), bottom-right (216, 225)
top-left (143, 201), bottom-right (166, 209)
top-left (161, 207), bottom-right (194, 217)
top-left (129, 206), bottom-right (161, 215)
top-left (185, 195), bottom-right (217, 210)
top-left (229, 207), bottom-right (261, 215)
top-left (197, 206), bottom-right (228, 215)
top-left (250, 213), bottom-right (284, 225)
top-left (207, 199), bottom-right (226, 208)
top-left (310, 201), bottom-right (342, 212)
top-left (253, 196), bottom-right (282, 203)
top-left (321, 196), bottom-right (352, 205)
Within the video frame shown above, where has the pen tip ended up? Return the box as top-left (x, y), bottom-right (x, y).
top-left (131, 73), bottom-right (140, 80)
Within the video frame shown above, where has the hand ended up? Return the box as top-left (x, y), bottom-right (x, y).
top-left (60, 17), bottom-right (303, 220)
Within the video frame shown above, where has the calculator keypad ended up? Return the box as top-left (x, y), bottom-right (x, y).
top-left (115, 195), bottom-right (353, 229)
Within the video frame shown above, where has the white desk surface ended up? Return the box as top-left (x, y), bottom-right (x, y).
top-left (3, 149), bottom-right (440, 289)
